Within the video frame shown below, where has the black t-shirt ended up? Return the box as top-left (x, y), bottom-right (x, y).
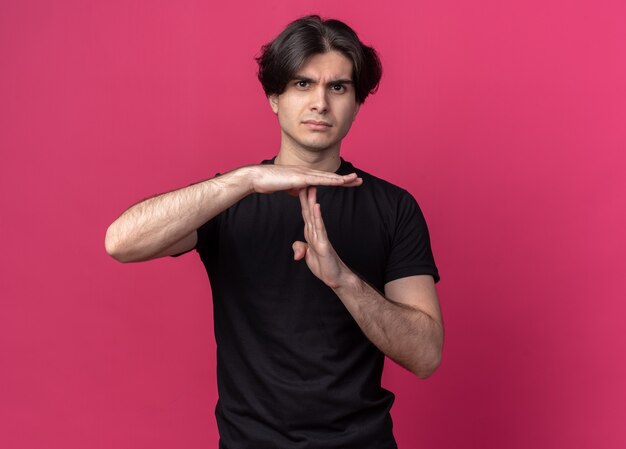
top-left (195, 158), bottom-right (439, 449)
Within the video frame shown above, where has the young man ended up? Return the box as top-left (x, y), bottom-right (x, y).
top-left (106, 15), bottom-right (443, 449)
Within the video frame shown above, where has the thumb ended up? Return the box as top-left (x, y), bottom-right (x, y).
top-left (292, 241), bottom-right (308, 260)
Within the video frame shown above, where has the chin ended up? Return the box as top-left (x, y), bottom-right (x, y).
top-left (284, 130), bottom-right (340, 152)
top-left (302, 144), bottom-right (335, 152)
top-left (300, 138), bottom-right (338, 151)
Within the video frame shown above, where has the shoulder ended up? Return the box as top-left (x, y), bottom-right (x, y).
top-left (344, 161), bottom-right (430, 236)
top-left (345, 161), bottom-right (416, 205)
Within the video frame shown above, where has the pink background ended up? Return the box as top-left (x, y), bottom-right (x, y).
top-left (1, 0), bottom-right (625, 448)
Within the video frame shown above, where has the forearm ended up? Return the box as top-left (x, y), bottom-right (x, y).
top-left (333, 271), bottom-right (443, 378)
top-left (105, 166), bottom-right (254, 262)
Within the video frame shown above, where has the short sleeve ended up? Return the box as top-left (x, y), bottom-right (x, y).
top-left (195, 214), bottom-right (219, 255)
top-left (194, 172), bottom-right (223, 256)
top-left (384, 191), bottom-right (440, 284)
top-left (168, 214), bottom-right (219, 258)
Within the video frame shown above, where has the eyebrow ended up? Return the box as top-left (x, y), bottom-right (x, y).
top-left (292, 76), bottom-right (354, 85)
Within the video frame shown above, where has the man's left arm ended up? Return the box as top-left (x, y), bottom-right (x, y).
top-left (293, 187), bottom-right (444, 379)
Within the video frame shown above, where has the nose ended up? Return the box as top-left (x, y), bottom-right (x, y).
top-left (310, 85), bottom-right (328, 113)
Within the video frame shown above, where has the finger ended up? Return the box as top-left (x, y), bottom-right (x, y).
top-left (299, 187), bottom-right (311, 222)
top-left (307, 185), bottom-right (317, 207)
top-left (313, 203), bottom-right (329, 242)
top-left (307, 187), bottom-right (318, 239)
top-left (338, 173), bottom-right (358, 182)
top-left (292, 241), bottom-right (308, 260)
top-left (341, 173), bottom-right (359, 181)
top-left (299, 187), bottom-right (313, 241)
top-left (323, 174), bottom-right (362, 188)
top-left (298, 187), bottom-right (307, 206)
top-left (341, 177), bottom-right (363, 187)
top-left (303, 172), bottom-right (359, 186)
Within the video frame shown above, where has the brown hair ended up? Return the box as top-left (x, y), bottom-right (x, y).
top-left (256, 15), bottom-right (382, 104)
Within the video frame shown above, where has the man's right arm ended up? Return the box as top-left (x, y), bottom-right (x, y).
top-left (104, 165), bottom-right (362, 263)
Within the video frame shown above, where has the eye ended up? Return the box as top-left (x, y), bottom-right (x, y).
top-left (331, 84), bottom-right (346, 93)
top-left (295, 80), bottom-right (309, 88)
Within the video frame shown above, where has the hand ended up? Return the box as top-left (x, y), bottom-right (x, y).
top-left (249, 165), bottom-right (362, 196)
top-left (292, 187), bottom-right (351, 288)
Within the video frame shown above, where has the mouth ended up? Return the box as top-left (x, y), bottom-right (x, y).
top-left (302, 120), bottom-right (332, 130)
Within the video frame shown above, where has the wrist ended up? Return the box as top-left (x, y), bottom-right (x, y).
top-left (227, 165), bottom-right (257, 195)
top-left (332, 263), bottom-right (362, 292)
top-left (239, 164), bottom-right (267, 194)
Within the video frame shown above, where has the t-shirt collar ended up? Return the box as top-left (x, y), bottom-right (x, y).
top-left (262, 156), bottom-right (352, 175)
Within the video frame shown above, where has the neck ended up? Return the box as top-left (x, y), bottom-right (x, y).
top-left (274, 141), bottom-right (342, 172)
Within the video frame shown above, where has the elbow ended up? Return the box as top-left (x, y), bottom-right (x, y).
top-left (413, 322), bottom-right (444, 379)
top-left (104, 224), bottom-right (132, 263)
top-left (412, 337), bottom-right (443, 379)
top-left (413, 353), bottom-right (442, 379)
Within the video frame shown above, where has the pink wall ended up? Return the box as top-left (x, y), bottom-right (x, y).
top-left (1, 0), bottom-right (625, 448)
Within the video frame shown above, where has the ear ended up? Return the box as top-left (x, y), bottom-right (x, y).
top-left (268, 94), bottom-right (279, 114)
top-left (352, 102), bottom-right (361, 122)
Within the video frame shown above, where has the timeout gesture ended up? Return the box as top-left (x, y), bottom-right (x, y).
top-left (293, 186), bottom-right (350, 289)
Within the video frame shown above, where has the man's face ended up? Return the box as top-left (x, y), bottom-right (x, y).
top-left (269, 51), bottom-right (360, 155)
